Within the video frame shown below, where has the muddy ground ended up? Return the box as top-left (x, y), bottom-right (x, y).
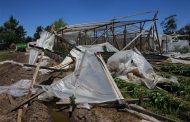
top-left (71, 107), bottom-right (141, 122)
top-left (0, 50), bottom-right (142, 122)
top-left (0, 51), bottom-right (57, 122)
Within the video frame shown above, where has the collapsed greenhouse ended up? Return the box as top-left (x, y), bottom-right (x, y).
top-left (0, 10), bottom-right (190, 122)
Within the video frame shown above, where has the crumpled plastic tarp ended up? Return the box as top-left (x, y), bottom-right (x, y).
top-left (57, 42), bottom-right (119, 70)
top-left (162, 39), bottom-right (189, 52)
top-left (0, 79), bottom-right (32, 97)
top-left (107, 48), bottom-right (158, 89)
top-left (77, 42), bottom-right (119, 53)
top-left (163, 52), bottom-right (190, 64)
top-left (39, 44), bottom-right (123, 104)
top-left (29, 30), bottom-right (55, 65)
top-left (62, 31), bottom-right (81, 45)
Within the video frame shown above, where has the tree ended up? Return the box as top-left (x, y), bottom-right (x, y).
top-left (45, 18), bottom-right (67, 32)
top-left (0, 16), bottom-right (26, 44)
top-left (177, 24), bottom-right (190, 40)
top-left (25, 36), bottom-right (33, 42)
top-left (33, 18), bottom-right (67, 40)
top-left (161, 15), bottom-right (177, 34)
top-left (53, 18), bottom-right (67, 31)
top-left (45, 25), bottom-right (51, 32)
top-left (33, 26), bottom-right (43, 41)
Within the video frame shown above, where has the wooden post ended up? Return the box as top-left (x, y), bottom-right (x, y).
top-left (7, 94), bottom-right (16, 105)
top-left (16, 51), bottom-right (44, 122)
top-left (154, 22), bottom-right (162, 54)
top-left (11, 91), bottom-right (45, 112)
top-left (146, 27), bottom-right (152, 50)
top-left (140, 22), bottom-right (143, 51)
top-left (152, 24), bottom-right (155, 51)
top-left (106, 25), bottom-right (108, 42)
top-left (111, 22), bottom-right (120, 49)
top-left (94, 29), bottom-right (96, 42)
top-left (112, 21), bottom-right (115, 43)
top-left (17, 109), bottom-right (23, 122)
top-left (85, 31), bottom-right (87, 45)
top-left (123, 25), bottom-right (127, 48)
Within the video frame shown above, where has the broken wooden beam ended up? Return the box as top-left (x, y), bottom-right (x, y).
top-left (7, 94), bottom-right (16, 105)
top-left (128, 104), bottom-right (176, 122)
top-left (17, 109), bottom-right (23, 122)
top-left (10, 91), bottom-right (45, 112)
top-left (24, 64), bottom-right (62, 71)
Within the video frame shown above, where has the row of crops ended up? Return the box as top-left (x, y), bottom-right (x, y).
top-left (115, 63), bottom-right (190, 121)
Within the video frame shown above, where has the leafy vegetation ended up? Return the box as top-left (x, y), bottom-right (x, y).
top-left (69, 95), bottom-right (76, 108)
top-left (174, 46), bottom-right (190, 54)
top-left (161, 15), bottom-right (177, 34)
top-left (53, 18), bottom-right (67, 31)
top-left (177, 23), bottom-right (190, 40)
top-left (115, 77), bottom-right (190, 122)
top-left (33, 18), bottom-right (67, 41)
top-left (154, 63), bottom-right (190, 76)
top-left (0, 16), bottom-right (32, 44)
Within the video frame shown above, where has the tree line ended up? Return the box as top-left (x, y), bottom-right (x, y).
top-left (0, 16), bottom-right (67, 44)
top-left (161, 15), bottom-right (190, 40)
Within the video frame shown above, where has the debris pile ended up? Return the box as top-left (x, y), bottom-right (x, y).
top-left (0, 10), bottom-right (189, 122)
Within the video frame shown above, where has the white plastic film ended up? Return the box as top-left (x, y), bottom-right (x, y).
top-left (28, 30), bottom-right (55, 65)
top-left (108, 48), bottom-right (158, 89)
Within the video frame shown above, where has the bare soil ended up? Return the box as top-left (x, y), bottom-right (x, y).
top-left (0, 51), bottom-right (58, 122)
top-left (71, 107), bottom-right (140, 122)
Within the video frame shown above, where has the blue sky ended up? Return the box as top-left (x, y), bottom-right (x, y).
top-left (0, 0), bottom-right (190, 36)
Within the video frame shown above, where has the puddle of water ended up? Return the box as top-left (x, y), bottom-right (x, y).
top-left (48, 108), bottom-right (70, 122)
top-left (45, 101), bottom-right (70, 122)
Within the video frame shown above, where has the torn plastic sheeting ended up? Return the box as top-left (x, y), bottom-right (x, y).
top-left (58, 42), bottom-right (119, 70)
top-left (162, 39), bottom-right (189, 52)
top-left (77, 42), bottom-right (119, 53)
top-left (168, 58), bottom-right (190, 64)
top-left (0, 79), bottom-right (32, 97)
top-left (50, 56), bottom-right (73, 70)
top-left (107, 48), bottom-right (157, 89)
top-left (29, 49), bottom-right (39, 65)
top-left (163, 52), bottom-right (190, 59)
top-left (62, 31), bottom-right (81, 45)
top-left (29, 30), bottom-right (55, 65)
top-left (39, 51), bottom-right (123, 104)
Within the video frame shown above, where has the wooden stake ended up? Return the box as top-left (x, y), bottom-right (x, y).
top-left (7, 94), bottom-right (16, 105)
top-left (16, 51), bottom-right (44, 122)
top-left (17, 109), bottom-right (23, 122)
top-left (11, 91), bottom-right (45, 112)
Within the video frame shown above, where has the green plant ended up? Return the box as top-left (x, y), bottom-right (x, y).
top-left (174, 46), bottom-right (190, 53)
top-left (160, 63), bottom-right (190, 76)
top-left (114, 78), bottom-right (189, 115)
top-left (69, 95), bottom-right (76, 107)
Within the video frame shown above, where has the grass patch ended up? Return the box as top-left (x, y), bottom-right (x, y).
top-left (0, 50), bottom-right (16, 61)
